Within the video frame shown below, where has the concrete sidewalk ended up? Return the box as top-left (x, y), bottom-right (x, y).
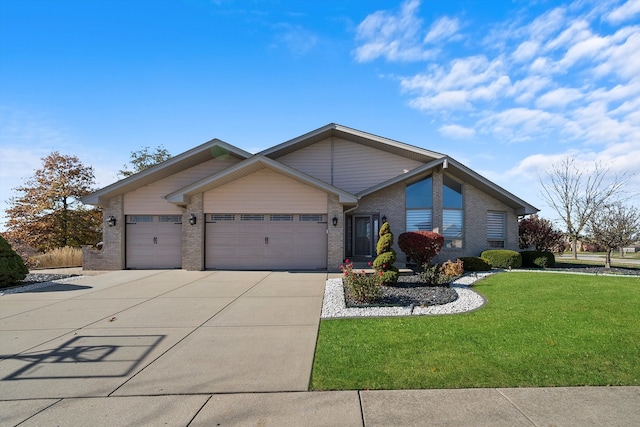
top-left (1, 270), bottom-right (638, 426)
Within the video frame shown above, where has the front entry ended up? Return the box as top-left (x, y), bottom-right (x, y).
top-left (346, 214), bottom-right (380, 260)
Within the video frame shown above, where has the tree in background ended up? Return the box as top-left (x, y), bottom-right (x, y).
top-left (118, 145), bottom-right (172, 178)
top-left (539, 157), bottom-right (627, 259)
top-left (4, 152), bottom-right (102, 252)
top-left (587, 202), bottom-right (640, 269)
top-left (519, 214), bottom-right (567, 252)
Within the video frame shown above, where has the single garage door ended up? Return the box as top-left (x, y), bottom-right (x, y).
top-left (126, 215), bottom-right (182, 269)
top-left (205, 214), bottom-right (327, 270)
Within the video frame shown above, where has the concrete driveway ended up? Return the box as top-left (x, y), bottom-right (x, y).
top-left (3, 270), bottom-right (639, 426)
top-left (0, 270), bottom-right (327, 397)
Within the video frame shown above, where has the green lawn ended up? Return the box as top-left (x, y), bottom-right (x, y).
top-left (311, 272), bottom-right (640, 390)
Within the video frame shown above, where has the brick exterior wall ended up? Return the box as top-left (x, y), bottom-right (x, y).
top-left (82, 195), bottom-right (125, 270)
top-left (83, 165), bottom-right (522, 272)
top-left (182, 193), bottom-right (204, 271)
top-left (327, 194), bottom-right (343, 272)
top-left (437, 177), bottom-right (519, 263)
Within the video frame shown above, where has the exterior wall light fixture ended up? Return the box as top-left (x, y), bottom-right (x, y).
top-left (107, 216), bottom-right (117, 227)
top-left (189, 214), bottom-right (197, 226)
top-left (332, 216), bottom-right (338, 227)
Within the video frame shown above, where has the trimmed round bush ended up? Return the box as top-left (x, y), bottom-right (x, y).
top-left (398, 231), bottom-right (444, 265)
top-left (480, 249), bottom-right (522, 269)
top-left (459, 256), bottom-right (492, 271)
top-left (520, 251), bottom-right (555, 268)
top-left (0, 235), bottom-right (28, 288)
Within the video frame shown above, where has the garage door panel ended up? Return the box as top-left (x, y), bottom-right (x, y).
top-left (126, 216), bottom-right (182, 269)
top-left (206, 214), bottom-right (327, 270)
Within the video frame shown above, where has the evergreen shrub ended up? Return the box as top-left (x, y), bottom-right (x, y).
top-left (480, 249), bottom-right (522, 269)
top-left (520, 251), bottom-right (555, 268)
top-left (0, 235), bottom-right (29, 288)
top-left (459, 257), bottom-right (492, 271)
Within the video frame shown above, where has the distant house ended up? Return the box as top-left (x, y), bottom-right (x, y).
top-left (82, 124), bottom-right (538, 271)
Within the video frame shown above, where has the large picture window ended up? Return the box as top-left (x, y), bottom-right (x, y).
top-left (406, 176), bottom-right (432, 231)
top-left (443, 175), bottom-right (463, 248)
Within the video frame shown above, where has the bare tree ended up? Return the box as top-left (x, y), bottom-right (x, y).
top-left (539, 157), bottom-right (627, 259)
top-left (587, 202), bottom-right (640, 269)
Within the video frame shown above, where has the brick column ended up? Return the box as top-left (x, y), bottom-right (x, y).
top-left (83, 195), bottom-right (125, 270)
top-left (327, 194), bottom-right (343, 272)
top-left (182, 193), bottom-right (204, 271)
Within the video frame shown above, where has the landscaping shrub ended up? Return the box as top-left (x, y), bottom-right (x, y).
top-left (398, 231), bottom-right (444, 266)
top-left (520, 251), bottom-right (555, 268)
top-left (0, 235), bottom-right (29, 288)
top-left (373, 222), bottom-right (399, 285)
top-left (340, 260), bottom-right (382, 303)
top-left (419, 259), bottom-right (464, 285)
top-left (459, 256), bottom-right (492, 271)
top-left (480, 249), bottom-right (522, 269)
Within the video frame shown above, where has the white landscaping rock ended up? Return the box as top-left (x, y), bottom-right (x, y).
top-left (321, 271), bottom-right (495, 319)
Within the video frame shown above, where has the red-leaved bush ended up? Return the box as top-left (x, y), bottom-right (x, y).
top-left (397, 231), bottom-right (444, 265)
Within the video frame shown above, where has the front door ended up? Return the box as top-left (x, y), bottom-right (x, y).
top-left (348, 214), bottom-right (380, 259)
top-left (354, 216), bottom-right (372, 257)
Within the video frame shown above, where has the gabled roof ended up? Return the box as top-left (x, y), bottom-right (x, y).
top-left (259, 123), bottom-right (445, 164)
top-left (165, 155), bottom-right (358, 206)
top-left (358, 156), bottom-right (538, 215)
top-left (83, 139), bottom-right (251, 206)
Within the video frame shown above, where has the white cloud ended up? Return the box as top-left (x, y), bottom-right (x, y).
top-left (512, 40), bottom-right (539, 62)
top-left (438, 124), bottom-right (476, 139)
top-left (536, 87), bottom-right (583, 109)
top-left (354, 0), bottom-right (435, 62)
top-left (424, 16), bottom-right (460, 44)
top-left (606, 0), bottom-right (640, 24)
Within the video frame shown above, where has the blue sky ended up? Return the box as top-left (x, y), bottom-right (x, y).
top-left (1, 0), bottom-right (639, 230)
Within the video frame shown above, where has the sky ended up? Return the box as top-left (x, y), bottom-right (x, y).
top-left (1, 0), bottom-right (639, 231)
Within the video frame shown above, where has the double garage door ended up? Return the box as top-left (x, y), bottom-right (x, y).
top-left (205, 213), bottom-right (328, 270)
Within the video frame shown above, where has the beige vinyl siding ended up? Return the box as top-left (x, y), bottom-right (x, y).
top-left (277, 139), bottom-right (332, 183)
top-left (333, 138), bottom-right (423, 193)
top-left (124, 157), bottom-right (240, 214)
top-left (203, 168), bottom-right (328, 213)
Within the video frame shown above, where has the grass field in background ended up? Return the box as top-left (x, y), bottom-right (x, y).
top-left (311, 272), bottom-right (640, 390)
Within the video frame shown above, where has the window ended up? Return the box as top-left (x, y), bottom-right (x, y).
top-left (211, 214), bottom-right (235, 221)
top-left (240, 214), bottom-right (264, 221)
top-left (158, 215), bottom-right (182, 223)
top-left (270, 214), bottom-right (293, 221)
top-left (487, 211), bottom-right (506, 248)
top-left (299, 214), bottom-right (324, 222)
top-left (127, 215), bottom-right (153, 223)
top-left (443, 175), bottom-right (463, 248)
top-left (406, 176), bottom-right (432, 231)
